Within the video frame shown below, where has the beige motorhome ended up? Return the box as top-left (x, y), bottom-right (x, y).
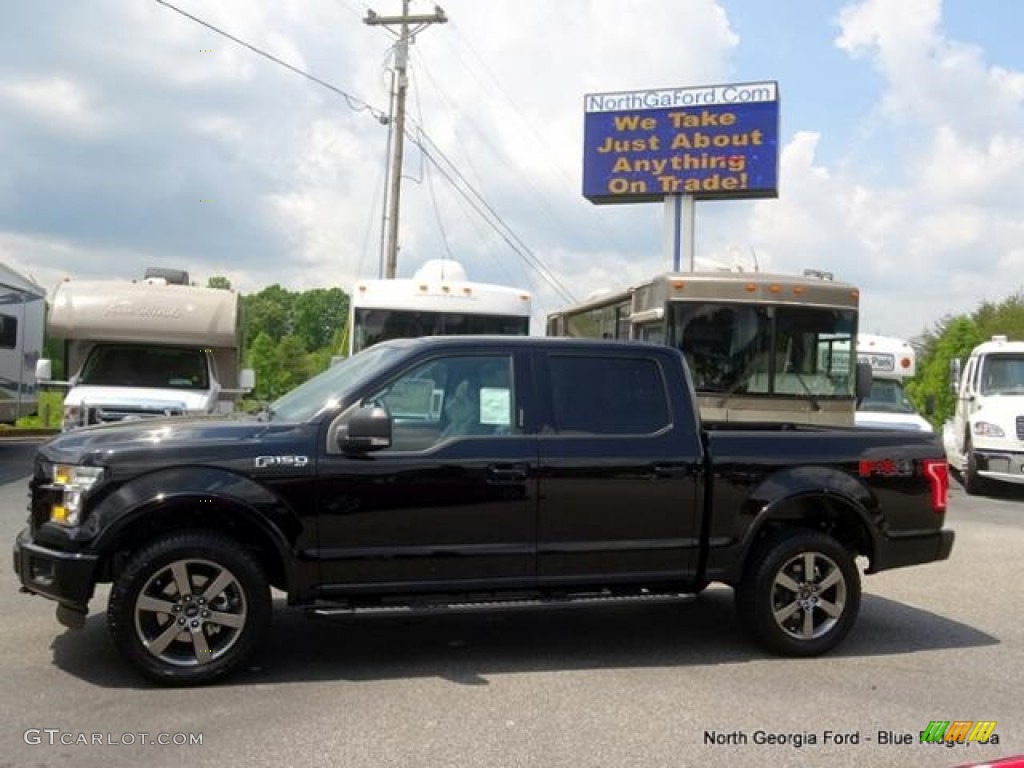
top-left (36, 269), bottom-right (254, 430)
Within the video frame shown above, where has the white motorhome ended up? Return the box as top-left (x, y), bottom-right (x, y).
top-left (36, 269), bottom-right (254, 430)
top-left (943, 334), bottom-right (1024, 494)
top-left (854, 334), bottom-right (933, 432)
top-left (347, 260), bottom-right (532, 356)
top-left (0, 263), bottom-right (46, 424)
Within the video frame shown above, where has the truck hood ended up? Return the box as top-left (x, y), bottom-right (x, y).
top-left (38, 416), bottom-right (313, 472)
top-left (64, 385), bottom-right (212, 412)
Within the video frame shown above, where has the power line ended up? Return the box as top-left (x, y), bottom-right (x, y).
top-left (152, 0), bottom-right (388, 122)
top-left (151, 0), bottom-right (573, 302)
top-left (409, 127), bottom-right (577, 305)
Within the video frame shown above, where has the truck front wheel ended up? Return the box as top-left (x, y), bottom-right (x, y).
top-left (736, 530), bottom-right (861, 657)
top-left (107, 532), bottom-right (271, 686)
top-left (963, 438), bottom-right (988, 496)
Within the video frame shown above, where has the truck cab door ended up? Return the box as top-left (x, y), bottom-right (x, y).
top-left (953, 356), bottom-right (976, 453)
top-left (315, 349), bottom-right (539, 593)
top-left (534, 350), bottom-right (703, 585)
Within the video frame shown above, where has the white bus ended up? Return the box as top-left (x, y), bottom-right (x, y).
top-left (546, 270), bottom-right (865, 426)
top-left (853, 334), bottom-right (932, 432)
top-left (347, 260), bottom-right (532, 356)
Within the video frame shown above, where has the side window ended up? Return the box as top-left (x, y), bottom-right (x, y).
top-left (548, 355), bottom-right (670, 435)
top-left (366, 354), bottom-right (514, 451)
top-left (0, 314), bottom-right (16, 349)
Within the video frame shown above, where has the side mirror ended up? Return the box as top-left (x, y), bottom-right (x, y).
top-left (35, 358), bottom-right (52, 381)
top-left (340, 406), bottom-right (391, 453)
top-left (949, 358), bottom-right (962, 394)
top-left (238, 368), bottom-right (255, 391)
top-left (855, 361), bottom-right (873, 404)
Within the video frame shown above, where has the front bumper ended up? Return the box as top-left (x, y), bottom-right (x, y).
top-left (974, 448), bottom-right (1024, 485)
top-left (13, 527), bottom-right (99, 611)
top-left (867, 529), bottom-right (955, 574)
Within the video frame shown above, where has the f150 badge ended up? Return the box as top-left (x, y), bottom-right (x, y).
top-left (254, 455), bottom-right (310, 469)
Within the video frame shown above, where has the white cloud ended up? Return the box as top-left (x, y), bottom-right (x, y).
top-left (1, 76), bottom-right (105, 135)
top-left (5, 0), bottom-right (1024, 347)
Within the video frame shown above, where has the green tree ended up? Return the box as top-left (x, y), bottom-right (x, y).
top-left (275, 334), bottom-right (312, 394)
top-left (908, 315), bottom-right (982, 428)
top-left (207, 275), bottom-right (233, 291)
top-left (292, 287), bottom-right (348, 352)
top-left (243, 284), bottom-right (295, 343)
top-left (247, 331), bottom-right (287, 400)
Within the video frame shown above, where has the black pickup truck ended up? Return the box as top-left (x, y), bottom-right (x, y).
top-left (15, 336), bottom-right (953, 685)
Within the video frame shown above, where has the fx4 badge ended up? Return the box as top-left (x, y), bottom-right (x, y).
top-left (254, 455), bottom-right (310, 469)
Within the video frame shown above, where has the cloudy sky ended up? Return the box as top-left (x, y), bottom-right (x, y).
top-left (2, 0), bottom-right (1022, 338)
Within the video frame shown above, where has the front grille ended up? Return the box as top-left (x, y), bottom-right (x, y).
top-left (1016, 415), bottom-right (1024, 441)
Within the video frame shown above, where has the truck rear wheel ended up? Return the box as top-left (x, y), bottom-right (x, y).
top-left (107, 532), bottom-right (271, 686)
top-left (736, 530), bottom-right (860, 657)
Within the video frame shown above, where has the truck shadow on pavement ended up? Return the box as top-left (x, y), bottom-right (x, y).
top-left (50, 587), bottom-right (998, 689)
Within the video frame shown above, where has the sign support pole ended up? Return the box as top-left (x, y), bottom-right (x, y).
top-left (663, 194), bottom-right (697, 271)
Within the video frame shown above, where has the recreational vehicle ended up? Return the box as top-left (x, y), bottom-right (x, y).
top-left (36, 269), bottom-right (253, 430)
top-left (0, 263), bottom-right (46, 424)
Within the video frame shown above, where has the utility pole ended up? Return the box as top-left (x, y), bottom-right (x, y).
top-left (365, 1), bottom-right (447, 279)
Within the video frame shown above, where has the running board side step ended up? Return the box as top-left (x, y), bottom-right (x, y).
top-left (309, 591), bottom-right (697, 618)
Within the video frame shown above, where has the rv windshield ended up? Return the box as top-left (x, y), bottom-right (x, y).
top-left (79, 345), bottom-right (209, 390)
top-left (269, 342), bottom-right (407, 423)
top-left (353, 309), bottom-right (529, 353)
top-left (667, 303), bottom-right (856, 398)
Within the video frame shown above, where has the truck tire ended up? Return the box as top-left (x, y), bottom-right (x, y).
top-left (736, 530), bottom-right (861, 657)
top-left (107, 532), bottom-right (271, 686)
top-left (963, 438), bottom-right (988, 496)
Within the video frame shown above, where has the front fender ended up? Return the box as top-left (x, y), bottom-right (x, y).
top-left (89, 466), bottom-right (301, 585)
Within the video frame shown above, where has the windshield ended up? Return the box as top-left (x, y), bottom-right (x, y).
top-left (269, 342), bottom-right (407, 422)
top-left (79, 344), bottom-right (209, 390)
top-left (353, 308), bottom-right (529, 353)
top-left (667, 302), bottom-right (856, 398)
top-left (980, 354), bottom-right (1024, 395)
top-left (858, 378), bottom-right (916, 413)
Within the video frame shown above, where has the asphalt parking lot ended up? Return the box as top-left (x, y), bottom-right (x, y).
top-left (1, 457), bottom-right (1021, 768)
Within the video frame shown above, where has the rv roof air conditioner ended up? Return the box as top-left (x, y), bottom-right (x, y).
top-left (143, 267), bottom-right (190, 285)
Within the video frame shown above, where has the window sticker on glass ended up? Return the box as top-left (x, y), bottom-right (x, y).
top-left (479, 387), bottom-right (511, 426)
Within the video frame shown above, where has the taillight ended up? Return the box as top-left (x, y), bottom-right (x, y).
top-left (922, 459), bottom-right (948, 513)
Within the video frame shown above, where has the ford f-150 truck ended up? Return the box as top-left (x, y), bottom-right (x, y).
top-left (14, 336), bottom-right (954, 685)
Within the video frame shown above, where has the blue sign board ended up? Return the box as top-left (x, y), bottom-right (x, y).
top-left (582, 81), bottom-right (780, 204)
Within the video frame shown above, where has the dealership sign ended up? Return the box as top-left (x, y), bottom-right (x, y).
top-left (582, 81), bottom-right (779, 204)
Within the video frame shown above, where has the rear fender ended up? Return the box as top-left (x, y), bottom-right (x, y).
top-left (728, 465), bottom-right (878, 583)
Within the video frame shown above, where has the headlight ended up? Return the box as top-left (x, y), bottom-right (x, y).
top-left (50, 464), bottom-right (106, 526)
top-left (972, 421), bottom-right (1005, 438)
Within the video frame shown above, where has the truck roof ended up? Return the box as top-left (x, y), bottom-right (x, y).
top-left (47, 278), bottom-right (241, 348)
top-left (376, 334), bottom-right (681, 355)
top-left (970, 335), bottom-right (1024, 356)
